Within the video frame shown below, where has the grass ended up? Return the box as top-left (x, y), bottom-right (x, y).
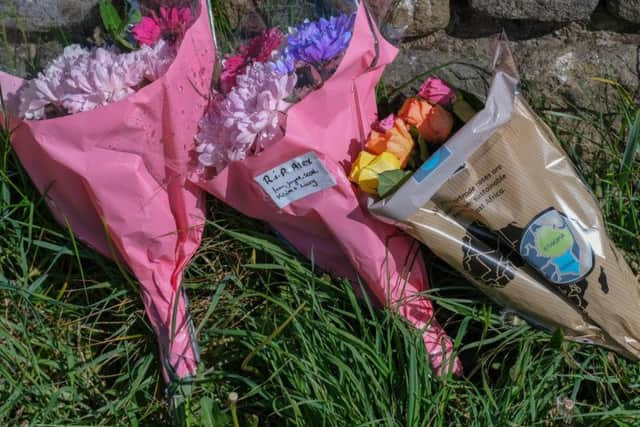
top-left (1, 5), bottom-right (640, 426)
top-left (1, 80), bottom-right (639, 426)
top-left (541, 80), bottom-right (640, 268)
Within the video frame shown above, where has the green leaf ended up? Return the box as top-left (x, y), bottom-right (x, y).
top-left (550, 328), bottom-right (564, 349)
top-left (114, 34), bottom-right (135, 51)
top-left (128, 9), bottom-right (142, 25)
top-left (408, 126), bottom-right (430, 165)
top-left (620, 109), bottom-right (640, 181)
top-left (417, 133), bottom-right (429, 162)
top-left (100, 1), bottom-right (123, 34)
top-left (199, 396), bottom-right (230, 427)
top-left (453, 98), bottom-right (477, 123)
top-left (121, 8), bottom-right (142, 34)
top-left (456, 88), bottom-right (485, 112)
top-left (378, 170), bottom-right (412, 198)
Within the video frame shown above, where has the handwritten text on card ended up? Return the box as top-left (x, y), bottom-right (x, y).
top-left (255, 152), bottom-right (336, 209)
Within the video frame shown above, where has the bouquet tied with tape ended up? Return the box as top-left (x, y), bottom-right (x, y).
top-left (367, 37), bottom-right (640, 359)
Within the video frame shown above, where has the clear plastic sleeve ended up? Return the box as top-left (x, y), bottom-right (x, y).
top-left (371, 36), bottom-right (640, 359)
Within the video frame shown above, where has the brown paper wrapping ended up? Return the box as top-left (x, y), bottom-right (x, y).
top-left (405, 97), bottom-right (639, 358)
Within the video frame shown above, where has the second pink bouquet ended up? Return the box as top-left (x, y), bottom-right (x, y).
top-left (188, 1), bottom-right (461, 375)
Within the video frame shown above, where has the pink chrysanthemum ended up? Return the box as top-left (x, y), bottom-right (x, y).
top-left (132, 7), bottom-right (192, 46)
top-left (19, 40), bottom-right (175, 119)
top-left (242, 28), bottom-right (284, 63)
top-left (195, 61), bottom-right (297, 171)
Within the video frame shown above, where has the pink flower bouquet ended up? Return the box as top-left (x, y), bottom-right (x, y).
top-left (190, 1), bottom-right (461, 375)
top-left (0, 0), bottom-right (213, 381)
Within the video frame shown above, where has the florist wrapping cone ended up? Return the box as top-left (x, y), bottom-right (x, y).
top-left (372, 37), bottom-right (639, 358)
top-left (192, 2), bottom-right (461, 374)
top-left (0, 0), bottom-right (215, 380)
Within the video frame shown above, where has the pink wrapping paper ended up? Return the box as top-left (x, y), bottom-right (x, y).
top-left (196, 4), bottom-right (461, 374)
top-left (0, 0), bottom-right (214, 381)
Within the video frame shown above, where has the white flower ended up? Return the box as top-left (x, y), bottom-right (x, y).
top-left (19, 40), bottom-right (176, 119)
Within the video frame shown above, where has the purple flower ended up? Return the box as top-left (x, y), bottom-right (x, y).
top-left (195, 61), bottom-right (297, 171)
top-left (269, 48), bottom-right (296, 75)
top-left (287, 13), bottom-right (355, 64)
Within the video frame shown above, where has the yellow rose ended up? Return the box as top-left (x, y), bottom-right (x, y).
top-left (349, 151), bottom-right (376, 183)
top-left (356, 152), bottom-right (401, 194)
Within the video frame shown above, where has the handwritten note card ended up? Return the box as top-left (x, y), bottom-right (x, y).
top-left (255, 152), bottom-right (336, 209)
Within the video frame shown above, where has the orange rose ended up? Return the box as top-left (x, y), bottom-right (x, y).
top-left (398, 97), bottom-right (454, 144)
top-left (398, 97), bottom-right (433, 127)
top-left (365, 118), bottom-right (414, 168)
top-left (364, 130), bottom-right (387, 154)
top-left (418, 104), bottom-right (454, 144)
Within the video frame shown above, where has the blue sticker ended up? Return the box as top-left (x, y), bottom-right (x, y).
top-left (413, 146), bottom-right (452, 183)
top-left (519, 209), bottom-right (594, 285)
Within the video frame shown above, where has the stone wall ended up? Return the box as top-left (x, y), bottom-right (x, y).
top-left (0, 0), bottom-right (102, 77)
top-left (392, 0), bottom-right (640, 37)
top-left (1, 0), bottom-right (639, 109)
top-left (0, 0), bottom-right (101, 31)
top-left (384, 0), bottom-right (640, 108)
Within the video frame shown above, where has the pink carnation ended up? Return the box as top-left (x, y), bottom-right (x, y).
top-left (220, 54), bottom-right (246, 94)
top-left (132, 16), bottom-right (162, 46)
top-left (242, 28), bottom-right (284, 63)
top-left (372, 113), bottom-right (395, 133)
top-left (196, 61), bottom-right (297, 171)
top-left (132, 7), bottom-right (192, 46)
top-left (19, 41), bottom-right (175, 119)
top-left (220, 28), bottom-right (284, 93)
top-left (418, 77), bottom-right (456, 106)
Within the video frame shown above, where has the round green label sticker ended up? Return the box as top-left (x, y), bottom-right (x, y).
top-left (534, 226), bottom-right (574, 258)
